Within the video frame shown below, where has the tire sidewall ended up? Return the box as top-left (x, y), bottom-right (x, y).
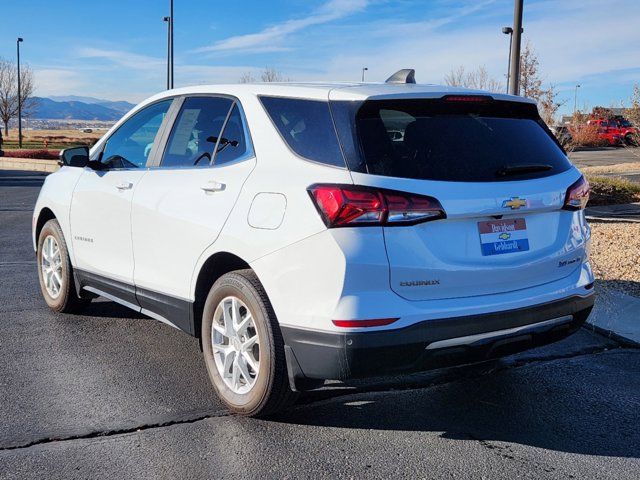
top-left (37, 220), bottom-right (72, 311)
top-left (201, 273), bottom-right (275, 414)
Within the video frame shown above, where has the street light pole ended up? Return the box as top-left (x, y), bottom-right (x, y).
top-left (17, 37), bottom-right (23, 148)
top-left (361, 67), bottom-right (368, 82)
top-left (574, 84), bottom-right (581, 115)
top-left (507, 0), bottom-right (524, 95)
top-left (502, 27), bottom-right (513, 94)
top-left (169, 0), bottom-right (174, 89)
top-left (163, 16), bottom-right (171, 90)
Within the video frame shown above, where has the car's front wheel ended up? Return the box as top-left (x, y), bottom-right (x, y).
top-left (201, 269), bottom-right (297, 417)
top-left (37, 219), bottom-right (90, 313)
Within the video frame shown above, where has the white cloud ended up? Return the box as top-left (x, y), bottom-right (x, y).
top-left (77, 48), bottom-right (164, 70)
top-left (195, 0), bottom-right (369, 54)
top-left (32, 69), bottom-right (87, 97)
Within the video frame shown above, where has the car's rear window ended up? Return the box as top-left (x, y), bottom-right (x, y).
top-left (260, 96), bottom-right (346, 168)
top-left (332, 98), bottom-right (572, 182)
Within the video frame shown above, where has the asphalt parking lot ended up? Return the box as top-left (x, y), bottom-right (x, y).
top-left (1, 170), bottom-right (639, 479)
top-left (569, 147), bottom-right (640, 168)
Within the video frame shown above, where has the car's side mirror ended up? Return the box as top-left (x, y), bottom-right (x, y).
top-left (59, 146), bottom-right (90, 168)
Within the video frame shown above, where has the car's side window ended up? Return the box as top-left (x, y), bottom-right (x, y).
top-left (213, 103), bottom-right (253, 166)
top-left (100, 100), bottom-right (172, 169)
top-left (161, 97), bottom-right (233, 168)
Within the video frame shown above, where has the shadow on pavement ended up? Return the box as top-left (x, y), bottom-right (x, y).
top-left (273, 338), bottom-right (639, 458)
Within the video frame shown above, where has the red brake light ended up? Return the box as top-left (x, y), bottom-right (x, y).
top-left (309, 184), bottom-right (446, 228)
top-left (563, 176), bottom-right (590, 210)
top-left (332, 318), bottom-right (399, 328)
top-left (443, 95), bottom-right (492, 103)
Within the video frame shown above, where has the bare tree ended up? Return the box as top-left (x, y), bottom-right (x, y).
top-left (626, 84), bottom-right (640, 127)
top-left (444, 65), bottom-right (502, 92)
top-left (519, 40), bottom-right (544, 101)
top-left (0, 57), bottom-right (36, 136)
top-left (538, 84), bottom-right (565, 126)
top-left (260, 67), bottom-right (287, 82)
top-left (238, 71), bottom-right (256, 84)
top-left (239, 67), bottom-right (288, 84)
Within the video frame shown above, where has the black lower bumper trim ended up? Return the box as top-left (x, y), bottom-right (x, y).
top-left (281, 294), bottom-right (595, 382)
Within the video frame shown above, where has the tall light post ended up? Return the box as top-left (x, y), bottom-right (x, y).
top-left (507, 0), bottom-right (524, 95)
top-left (361, 67), bottom-right (368, 82)
top-left (574, 84), bottom-right (581, 115)
top-left (17, 37), bottom-right (24, 148)
top-left (169, 0), bottom-right (174, 89)
top-left (502, 27), bottom-right (513, 93)
top-left (163, 16), bottom-right (171, 90)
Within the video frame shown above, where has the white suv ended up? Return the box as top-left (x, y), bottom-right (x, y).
top-left (33, 75), bottom-right (595, 416)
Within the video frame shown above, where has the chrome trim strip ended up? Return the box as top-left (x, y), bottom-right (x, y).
top-left (83, 286), bottom-right (180, 331)
top-left (83, 286), bottom-right (140, 312)
top-left (141, 308), bottom-right (181, 330)
top-left (425, 315), bottom-right (573, 350)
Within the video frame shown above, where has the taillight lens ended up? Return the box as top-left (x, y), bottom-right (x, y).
top-left (563, 176), bottom-right (590, 210)
top-left (308, 184), bottom-right (446, 227)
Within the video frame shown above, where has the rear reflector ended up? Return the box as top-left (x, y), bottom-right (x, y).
top-left (563, 175), bottom-right (590, 210)
top-left (308, 184), bottom-right (446, 228)
top-left (332, 318), bottom-right (399, 328)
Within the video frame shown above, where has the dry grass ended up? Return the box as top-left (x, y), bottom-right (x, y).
top-left (4, 129), bottom-right (105, 141)
top-left (583, 161), bottom-right (640, 175)
top-left (3, 129), bottom-right (103, 150)
top-left (586, 175), bottom-right (640, 206)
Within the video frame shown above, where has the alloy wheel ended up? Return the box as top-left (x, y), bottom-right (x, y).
top-left (211, 296), bottom-right (261, 394)
top-left (41, 235), bottom-right (63, 299)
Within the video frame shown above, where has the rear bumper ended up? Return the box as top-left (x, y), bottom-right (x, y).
top-left (282, 293), bottom-right (595, 384)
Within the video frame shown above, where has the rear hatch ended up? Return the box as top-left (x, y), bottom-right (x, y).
top-left (331, 95), bottom-right (586, 301)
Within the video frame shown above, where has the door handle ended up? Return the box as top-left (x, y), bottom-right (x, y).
top-left (201, 181), bottom-right (225, 193)
top-left (116, 182), bottom-right (133, 190)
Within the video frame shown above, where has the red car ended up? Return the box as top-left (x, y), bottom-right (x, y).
top-left (612, 117), bottom-right (639, 145)
top-left (586, 119), bottom-right (623, 146)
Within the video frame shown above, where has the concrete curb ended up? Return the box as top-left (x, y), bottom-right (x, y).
top-left (0, 157), bottom-right (59, 173)
top-left (585, 202), bottom-right (640, 222)
top-left (587, 288), bottom-right (640, 347)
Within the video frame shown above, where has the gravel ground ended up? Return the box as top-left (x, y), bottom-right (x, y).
top-left (590, 221), bottom-right (640, 297)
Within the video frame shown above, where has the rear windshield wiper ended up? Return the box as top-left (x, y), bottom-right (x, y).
top-left (496, 164), bottom-right (552, 177)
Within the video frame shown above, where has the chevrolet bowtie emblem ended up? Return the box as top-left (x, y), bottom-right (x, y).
top-left (502, 197), bottom-right (527, 210)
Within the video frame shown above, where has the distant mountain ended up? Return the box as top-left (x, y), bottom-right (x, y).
top-left (49, 95), bottom-right (135, 111)
top-left (48, 95), bottom-right (109, 104)
top-left (30, 97), bottom-right (135, 120)
top-left (96, 100), bottom-right (135, 114)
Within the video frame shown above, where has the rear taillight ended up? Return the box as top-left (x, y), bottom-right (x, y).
top-left (563, 176), bottom-right (590, 211)
top-left (308, 184), bottom-right (446, 228)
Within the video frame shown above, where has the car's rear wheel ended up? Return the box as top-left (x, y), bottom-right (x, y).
top-left (625, 134), bottom-right (638, 146)
top-left (201, 269), bottom-right (297, 417)
top-left (37, 219), bottom-right (90, 313)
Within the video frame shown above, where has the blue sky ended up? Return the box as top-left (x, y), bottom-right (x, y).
top-left (1, 0), bottom-right (638, 116)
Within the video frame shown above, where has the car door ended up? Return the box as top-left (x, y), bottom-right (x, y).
top-left (70, 99), bottom-right (174, 302)
top-left (131, 96), bottom-right (256, 329)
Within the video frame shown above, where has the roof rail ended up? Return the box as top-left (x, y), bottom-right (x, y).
top-left (385, 69), bottom-right (416, 84)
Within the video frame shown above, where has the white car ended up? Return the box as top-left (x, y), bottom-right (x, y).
top-left (33, 72), bottom-right (595, 416)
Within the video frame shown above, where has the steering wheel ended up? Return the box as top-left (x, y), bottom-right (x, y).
top-left (192, 151), bottom-right (212, 166)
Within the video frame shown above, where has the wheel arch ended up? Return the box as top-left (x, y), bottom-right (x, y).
top-left (192, 251), bottom-right (252, 339)
top-left (34, 207), bottom-right (57, 249)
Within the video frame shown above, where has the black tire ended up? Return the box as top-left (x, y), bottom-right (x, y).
top-left (201, 269), bottom-right (297, 417)
top-left (37, 219), bottom-right (90, 313)
top-left (625, 134), bottom-right (638, 147)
